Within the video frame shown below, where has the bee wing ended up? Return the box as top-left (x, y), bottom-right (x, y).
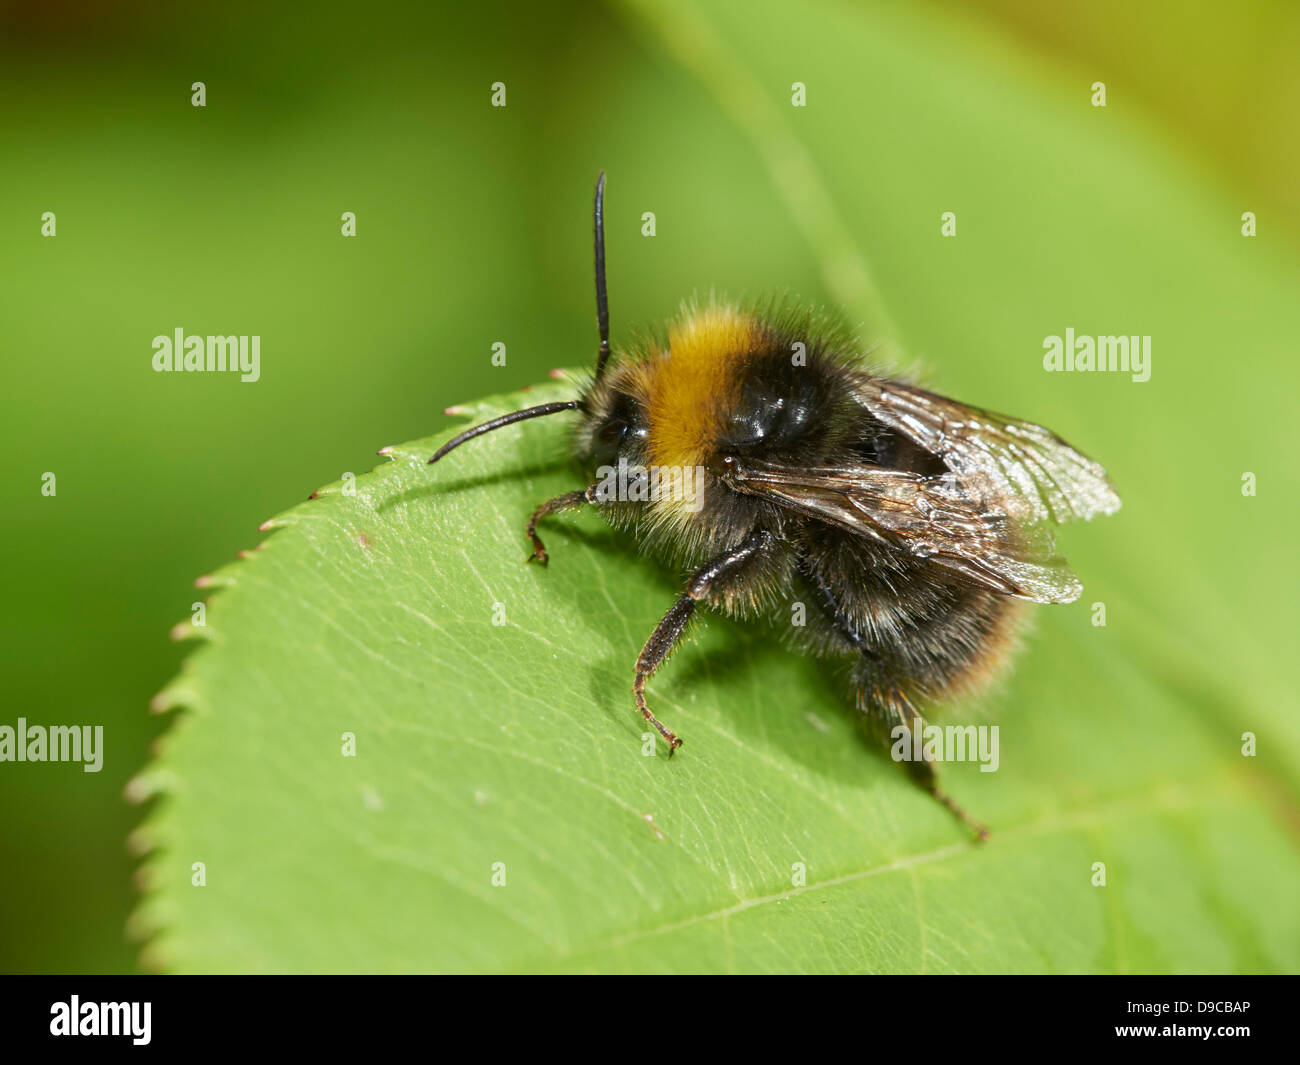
top-left (852, 378), bottom-right (1122, 525)
top-left (724, 459), bottom-right (1084, 604)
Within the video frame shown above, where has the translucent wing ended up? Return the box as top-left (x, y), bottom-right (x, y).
top-left (720, 379), bottom-right (1119, 604)
top-left (723, 458), bottom-right (1083, 603)
top-left (851, 377), bottom-right (1122, 525)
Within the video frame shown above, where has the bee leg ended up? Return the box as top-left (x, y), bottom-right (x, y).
top-left (634, 530), bottom-right (775, 755)
top-left (634, 597), bottom-right (694, 753)
top-left (903, 747), bottom-right (991, 842)
top-left (805, 563), bottom-right (989, 839)
top-left (859, 679), bottom-right (990, 842)
top-left (525, 486), bottom-right (597, 565)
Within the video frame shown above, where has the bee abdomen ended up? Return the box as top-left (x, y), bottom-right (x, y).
top-left (797, 535), bottom-right (1027, 707)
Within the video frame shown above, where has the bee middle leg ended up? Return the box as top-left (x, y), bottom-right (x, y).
top-left (634, 529), bottom-right (775, 754)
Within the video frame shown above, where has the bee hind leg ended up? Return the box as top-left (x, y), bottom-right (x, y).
top-left (856, 671), bottom-right (990, 842)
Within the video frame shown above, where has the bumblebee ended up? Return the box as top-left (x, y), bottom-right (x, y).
top-left (429, 174), bottom-right (1120, 838)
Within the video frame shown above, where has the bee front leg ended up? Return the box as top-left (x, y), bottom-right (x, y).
top-left (525, 486), bottom-right (598, 565)
top-left (634, 530), bottom-right (775, 755)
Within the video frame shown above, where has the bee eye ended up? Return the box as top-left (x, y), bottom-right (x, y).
top-left (591, 416), bottom-right (633, 469)
top-left (590, 393), bottom-right (646, 469)
top-left (598, 419), bottom-right (628, 447)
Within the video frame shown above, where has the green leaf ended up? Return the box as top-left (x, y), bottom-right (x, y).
top-left (133, 0), bottom-right (1300, 973)
top-left (132, 376), bottom-right (1298, 973)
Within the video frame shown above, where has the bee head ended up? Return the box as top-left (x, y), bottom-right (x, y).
top-left (574, 372), bottom-right (651, 472)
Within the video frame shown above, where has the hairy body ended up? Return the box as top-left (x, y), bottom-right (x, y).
top-left (573, 303), bottom-right (1025, 755)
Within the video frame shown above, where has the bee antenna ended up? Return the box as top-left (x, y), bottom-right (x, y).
top-left (594, 171), bottom-right (611, 382)
top-left (427, 400), bottom-right (580, 464)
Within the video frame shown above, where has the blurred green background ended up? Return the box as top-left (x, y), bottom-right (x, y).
top-left (2, 0), bottom-right (1297, 972)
